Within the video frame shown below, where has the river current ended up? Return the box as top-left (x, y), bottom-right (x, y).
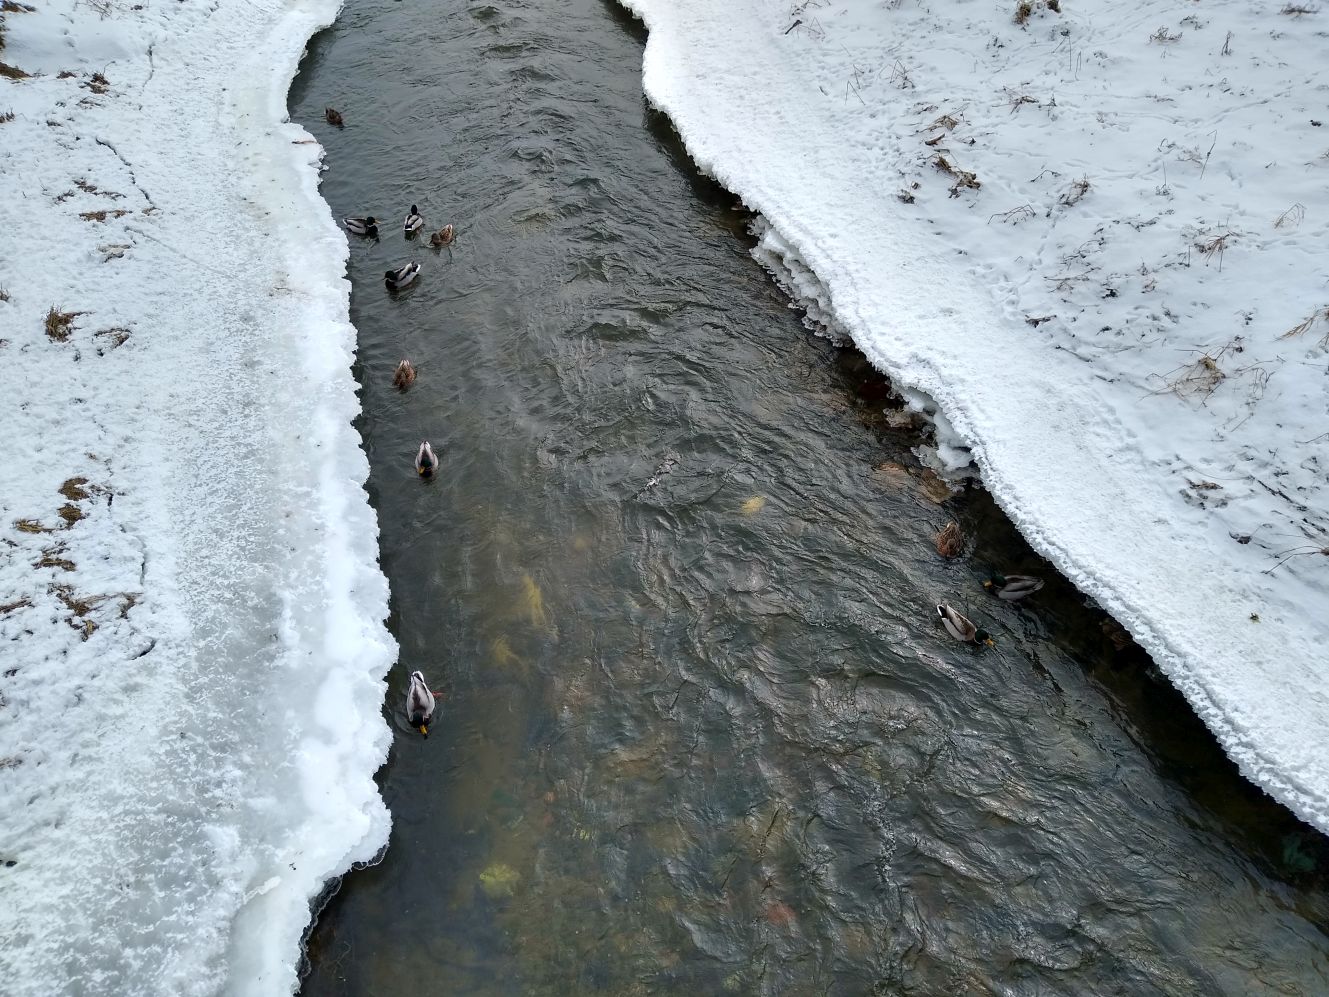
top-left (289, 0), bottom-right (1329, 992)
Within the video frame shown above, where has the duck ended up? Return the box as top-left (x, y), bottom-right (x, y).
top-left (983, 573), bottom-right (1045, 602)
top-left (384, 261), bottom-right (421, 291)
top-left (415, 440), bottom-right (439, 478)
top-left (405, 670), bottom-right (436, 738)
top-left (934, 520), bottom-right (963, 558)
top-left (429, 224), bottom-right (455, 247)
top-left (936, 602), bottom-right (994, 646)
top-left (344, 215), bottom-right (378, 238)
top-left (393, 359), bottom-right (417, 390)
top-left (403, 204), bottom-right (424, 236)
top-left (325, 107), bottom-right (344, 128)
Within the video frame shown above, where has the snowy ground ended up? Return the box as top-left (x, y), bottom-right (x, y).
top-left (0, 2), bottom-right (394, 994)
top-left (618, 0), bottom-right (1329, 831)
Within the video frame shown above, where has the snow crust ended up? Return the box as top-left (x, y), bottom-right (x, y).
top-left (0, 2), bottom-right (394, 994)
top-left (618, 0), bottom-right (1329, 830)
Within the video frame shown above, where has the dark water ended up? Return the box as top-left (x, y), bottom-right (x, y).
top-left (288, 0), bottom-right (1329, 992)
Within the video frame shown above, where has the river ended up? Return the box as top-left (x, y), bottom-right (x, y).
top-left (288, 0), bottom-right (1329, 992)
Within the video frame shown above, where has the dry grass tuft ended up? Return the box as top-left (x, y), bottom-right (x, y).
top-left (57, 503), bottom-right (85, 527)
top-left (934, 520), bottom-right (964, 558)
top-left (1280, 3), bottom-right (1320, 14)
top-left (1274, 202), bottom-right (1306, 229)
top-left (1195, 231), bottom-right (1234, 271)
top-left (0, 109), bottom-right (12, 124)
top-left (1150, 25), bottom-right (1182, 43)
top-left (76, 178), bottom-right (124, 198)
top-left (45, 306), bottom-right (83, 342)
top-left (1015, 0), bottom-right (1033, 24)
top-left (59, 477), bottom-right (91, 501)
top-left (79, 209), bottom-right (129, 222)
top-left (15, 518), bottom-right (54, 534)
top-left (933, 154), bottom-right (981, 195)
top-left (0, 597), bottom-right (32, 616)
top-left (34, 547), bottom-right (76, 571)
top-left (0, 287), bottom-right (9, 302)
top-left (0, 61), bottom-right (32, 80)
top-left (1059, 176), bottom-right (1091, 206)
top-left (1279, 306), bottom-right (1329, 346)
top-left (1150, 354), bottom-right (1227, 403)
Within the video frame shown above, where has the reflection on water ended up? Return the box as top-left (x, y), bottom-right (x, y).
top-left (290, 0), bottom-right (1329, 992)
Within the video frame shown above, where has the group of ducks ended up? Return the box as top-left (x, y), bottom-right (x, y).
top-left (937, 573), bottom-right (1044, 647)
top-left (343, 205), bottom-right (455, 290)
top-left (338, 179), bottom-right (451, 734)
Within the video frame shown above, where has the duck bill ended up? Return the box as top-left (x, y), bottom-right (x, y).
top-left (418, 724), bottom-right (429, 738)
top-left (983, 637), bottom-right (996, 647)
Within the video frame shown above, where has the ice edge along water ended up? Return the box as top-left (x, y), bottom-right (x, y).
top-left (0, 1), bottom-right (394, 995)
top-left (614, 0), bottom-right (1329, 835)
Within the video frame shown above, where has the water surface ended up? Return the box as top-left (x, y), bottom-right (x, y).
top-left (289, 0), bottom-right (1329, 992)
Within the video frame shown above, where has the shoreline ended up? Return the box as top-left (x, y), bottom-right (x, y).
top-left (614, 0), bottom-right (1329, 835)
top-left (0, 2), bottom-right (393, 994)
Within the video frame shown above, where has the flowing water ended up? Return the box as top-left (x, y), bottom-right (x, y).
top-left (288, 0), bottom-right (1329, 992)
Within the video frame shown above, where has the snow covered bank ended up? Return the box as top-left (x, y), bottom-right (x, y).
top-left (618, 0), bottom-right (1329, 830)
top-left (0, 1), bottom-right (394, 994)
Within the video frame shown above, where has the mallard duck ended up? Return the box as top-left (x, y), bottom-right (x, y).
top-left (344, 216), bottom-right (378, 238)
top-left (416, 440), bottom-right (439, 478)
top-left (429, 224), bottom-right (455, 247)
top-left (937, 603), bottom-right (994, 646)
top-left (405, 670), bottom-right (436, 737)
top-left (983, 573), bottom-right (1044, 602)
top-left (384, 261), bottom-right (420, 290)
top-left (325, 107), bottom-right (344, 128)
top-left (934, 520), bottom-right (963, 558)
top-left (403, 204), bottom-right (424, 236)
top-left (393, 359), bottom-right (416, 390)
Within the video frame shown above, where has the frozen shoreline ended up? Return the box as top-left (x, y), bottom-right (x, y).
top-left (0, 2), bottom-right (394, 994)
top-left (616, 0), bottom-right (1329, 832)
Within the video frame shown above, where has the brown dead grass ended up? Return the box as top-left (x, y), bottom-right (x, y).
top-left (0, 62), bottom-right (32, 80)
top-left (79, 209), bottom-right (129, 223)
top-left (0, 109), bottom-right (12, 124)
top-left (34, 547), bottom-right (76, 571)
top-left (59, 477), bottom-right (91, 501)
top-left (0, 597), bottom-right (32, 616)
top-left (15, 518), bottom-right (53, 534)
top-left (1279, 306), bottom-right (1329, 347)
top-left (45, 306), bottom-right (83, 342)
top-left (57, 503), bottom-right (85, 527)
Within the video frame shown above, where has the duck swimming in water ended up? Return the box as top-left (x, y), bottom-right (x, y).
top-left (416, 441), bottom-right (439, 478)
top-left (983, 573), bottom-right (1045, 602)
top-left (384, 261), bottom-right (420, 291)
top-left (936, 603), bottom-right (994, 646)
top-left (405, 670), bottom-right (436, 737)
top-left (344, 216), bottom-right (379, 239)
top-left (325, 107), bottom-right (344, 128)
top-left (393, 360), bottom-right (417, 390)
top-left (429, 224), bottom-right (455, 247)
top-left (403, 204), bottom-right (424, 236)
